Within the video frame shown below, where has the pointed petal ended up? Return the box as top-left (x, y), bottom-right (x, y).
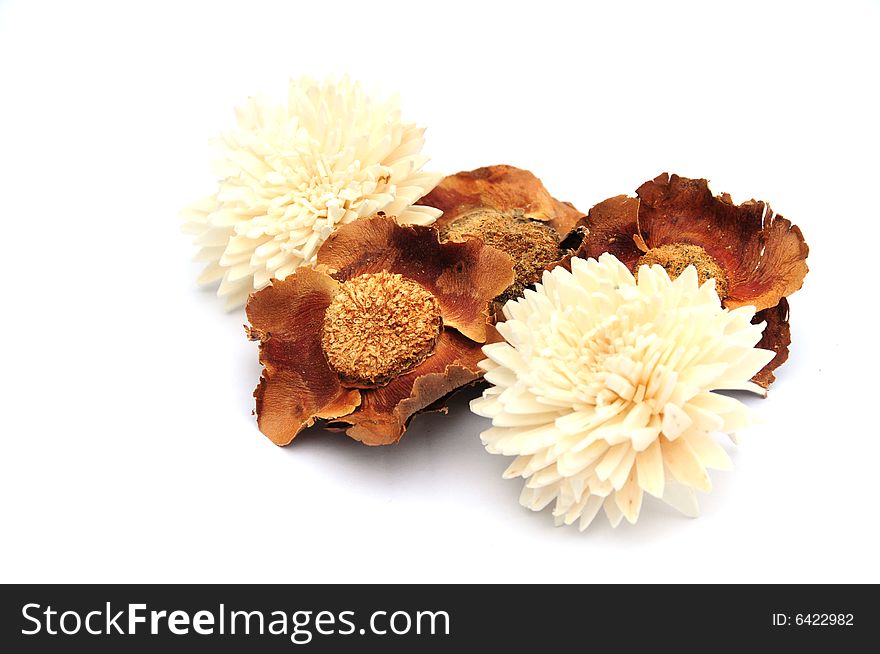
top-left (615, 470), bottom-right (644, 524)
top-left (661, 437), bottom-right (712, 492)
top-left (662, 480), bottom-right (700, 518)
top-left (636, 440), bottom-right (665, 498)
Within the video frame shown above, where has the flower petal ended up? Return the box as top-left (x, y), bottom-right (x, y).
top-left (661, 436), bottom-right (712, 492)
top-left (615, 469), bottom-right (644, 524)
top-left (682, 429), bottom-right (733, 471)
top-left (661, 480), bottom-right (700, 518)
top-left (580, 195), bottom-right (644, 269)
top-left (603, 496), bottom-right (625, 528)
top-left (636, 440), bottom-right (665, 498)
top-left (246, 268), bottom-right (361, 445)
top-left (577, 495), bottom-right (605, 531)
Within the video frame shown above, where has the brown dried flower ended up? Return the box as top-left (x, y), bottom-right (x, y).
top-left (579, 173), bottom-right (809, 388)
top-left (246, 213), bottom-right (515, 446)
top-left (418, 165), bottom-right (586, 307)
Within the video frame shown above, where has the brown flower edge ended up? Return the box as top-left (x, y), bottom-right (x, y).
top-left (579, 173), bottom-right (809, 389)
top-left (246, 214), bottom-right (515, 446)
top-left (418, 165), bottom-right (587, 309)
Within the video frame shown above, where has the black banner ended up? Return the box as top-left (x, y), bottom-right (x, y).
top-left (0, 584), bottom-right (869, 651)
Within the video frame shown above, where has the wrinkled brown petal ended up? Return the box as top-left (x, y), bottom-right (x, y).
top-left (579, 195), bottom-right (643, 268)
top-left (328, 328), bottom-right (492, 445)
top-left (317, 214), bottom-right (514, 343)
top-left (636, 173), bottom-right (809, 311)
top-left (751, 297), bottom-right (791, 389)
top-left (246, 268), bottom-right (361, 445)
top-left (418, 164), bottom-right (585, 235)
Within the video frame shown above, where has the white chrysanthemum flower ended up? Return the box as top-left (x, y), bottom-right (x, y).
top-left (471, 254), bottom-right (775, 530)
top-left (182, 76), bottom-right (443, 309)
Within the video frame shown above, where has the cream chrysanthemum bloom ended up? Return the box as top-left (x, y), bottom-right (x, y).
top-left (182, 77), bottom-right (443, 308)
top-left (471, 254), bottom-right (775, 530)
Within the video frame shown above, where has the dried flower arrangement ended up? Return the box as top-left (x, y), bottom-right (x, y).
top-left (183, 77), bottom-right (810, 530)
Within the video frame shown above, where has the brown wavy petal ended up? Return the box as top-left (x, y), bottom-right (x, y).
top-left (317, 214), bottom-right (513, 343)
top-left (751, 297), bottom-right (791, 389)
top-left (580, 195), bottom-right (643, 269)
top-left (727, 210), bottom-right (809, 311)
top-left (418, 165), bottom-right (585, 235)
top-left (330, 328), bottom-right (492, 446)
top-left (246, 268), bottom-right (361, 446)
top-left (635, 173), bottom-right (809, 311)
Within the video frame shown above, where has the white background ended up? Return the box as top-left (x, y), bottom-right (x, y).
top-left (1, 0), bottom-right (878, 583)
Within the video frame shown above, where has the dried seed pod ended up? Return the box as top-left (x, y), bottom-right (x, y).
top-left (579, 173), bottom-right (809, 388)
top-left (246, 214), bottom-right (515, 446)
top-left (418, 165), bottom-right (587, 309)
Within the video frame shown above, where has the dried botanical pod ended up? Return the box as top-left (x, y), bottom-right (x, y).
top-left (579, 173), bottom-right (809, 388)
top-left (418, 165), bottom-right (587, 308)
top-left (246, 213), bottom-right (515, 446)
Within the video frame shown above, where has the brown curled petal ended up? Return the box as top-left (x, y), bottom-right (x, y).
top-left (417, 165), bottom-right (585, 235)
top-left (751, 297), bottom-right (791, 389)
top-left (246, 268), bottom-right (361, 445)
top-left (246, 266), bottom-right (336, 341)
top-left (254, 373), bottom-right (361, 446)
top-left (580, 195), bottom-right (644, 269)
top-left (317, 215), bottom-right (514, 343)
top-left (635, 173), bottom-right (809, 311)
top-left (332, 329), bottom-right (493, 446)
top-left (726, 214), bottom-right (809, 311)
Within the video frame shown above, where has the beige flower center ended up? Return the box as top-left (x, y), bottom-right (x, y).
top-left (321, 271), bottom-right (442, 388)
top-left (441, 208), bottom-right (560, 304)
top-left (637, 243), bottom-right (729, 300)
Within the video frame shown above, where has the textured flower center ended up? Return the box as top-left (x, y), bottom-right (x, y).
top-left (236, 158), bottom-right (389, 261)
top-left (321, 271), bottom-right (442, 388)
top-left (536, 302), bottom-right (668, 418)
top-left (441, 209), bottom-right (561, 304)
top-left (637, 243), bottom-right (728, 299)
